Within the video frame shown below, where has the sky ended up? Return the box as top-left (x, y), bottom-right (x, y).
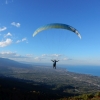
top-left (0, 0), bottom-right (100, 66)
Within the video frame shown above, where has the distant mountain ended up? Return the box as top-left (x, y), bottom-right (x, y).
top-left (0, 57), bottom-right (31, 68)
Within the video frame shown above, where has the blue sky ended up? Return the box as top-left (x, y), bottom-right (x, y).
top-left (0, 0), bottom-right (100, 65)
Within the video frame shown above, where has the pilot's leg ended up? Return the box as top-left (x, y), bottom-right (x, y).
top-left (53, 66), bottom-right (54, 68)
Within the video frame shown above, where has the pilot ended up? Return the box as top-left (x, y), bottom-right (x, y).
top-left (51, 60), bottom-right (59, 69)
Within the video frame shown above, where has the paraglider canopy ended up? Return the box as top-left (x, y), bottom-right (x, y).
top-left (33, 23), bottom-right (81, 39)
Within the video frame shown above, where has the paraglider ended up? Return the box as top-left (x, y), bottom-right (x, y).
top-left (33, 23), bottom-right (81, 69)
top-left (33, 23), bottom-right (81, 39)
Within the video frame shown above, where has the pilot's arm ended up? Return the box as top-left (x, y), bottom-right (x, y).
top-left (51, 60), bottom-right (54, 62)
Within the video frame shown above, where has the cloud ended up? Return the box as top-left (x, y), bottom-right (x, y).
top-left (41, 54), bottom-right (62, 60)
top-left (0, 51), bottom-right (17, 57)
top-left (34, 56), bottom-right (46, 61)
top-left (22, 38), bottom-right (27, 41)
top-left (4, 32), bottom-right (12, 37)
top-left (0, 27), bottom-right (7, 32)
top-left (34, 57), bottom-right (40, 60)
top-left (16, 38), bottom-right (27, 43)
top-left (0, 51), bottom-right (73, 64)
top-left (62, 57), bottom-right (72, 61)
top-left (0, 38), bottom-right (12, 47)
top-left (0, 51), bottom-right (28, 58)
top-left (41, 54), bottom-right (48, 57)
top-left (34, 54), bottom-right (70, 61)
top-left (26, 54), bottom-right (33, 57)
top-left (0, 52), bottom-right (35, 63)
top-left (51, 54), bottom-right (61, 57)
top-left (11, 22), bottom-right (20, 27)
top-left (41, 54), bottom-right (61, 57)
top-left (38, 54), bottom-right (72, 62)
top-left (16, 40), bottom-right (21, 43)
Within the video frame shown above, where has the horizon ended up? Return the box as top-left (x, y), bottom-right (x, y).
top-left (0, 57), bottom-right (100, 77)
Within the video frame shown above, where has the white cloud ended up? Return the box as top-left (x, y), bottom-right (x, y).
top-left (41, 54), bottom-right (61, 58)
top-left (16, 40), bottom-right (21, 43)
top-left (0, 38), bottom-right (12, 47)
top-left (0, 51), bottom-right (16, 57)
top-left (41, 54), bottom-right (48, 57)
top-left (0, 52), bottom-right (35, 63)
top-left (16, 38), bottom-right (27, 43)
top-left (34, 56), bottom-right (45, 61)
top-left (40, 54), bottom-right (62, 60)
top-left (4, 32), bottom-right (12, 37)
top-left (11, 22), bottom-right (20, 27)
top-left (0, 27), bottom-right (7, 32)
top-left (36, 54), bottom-right (72, 62)
top-left (0, 51), bottom-right (26, 58)
top-left (26, 54), bottom-right (33, 57)
top-left (22, 38), bottom-right (27, 41)
top-left (0, 51), bottom-right (100, 65)
top-left (62, 57), bottom-right (70, 61)
top-left (51, 54), bottom-right (61, 57)
top-left (32, 54), bottom-right (67, 62)
top-left (34, 57), bottom-right (40, 60)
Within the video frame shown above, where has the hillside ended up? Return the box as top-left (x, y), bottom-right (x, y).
top-left (0, 57), bottom-right (100, 99)
top-left (0, 57), bottom-right (31, 68)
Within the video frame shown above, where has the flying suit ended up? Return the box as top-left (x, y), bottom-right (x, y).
top-left (51, 60), bottom-right (59, 69)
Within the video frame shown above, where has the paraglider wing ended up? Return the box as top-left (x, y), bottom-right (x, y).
top-left (33, 23), bottom-right (81, 39)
